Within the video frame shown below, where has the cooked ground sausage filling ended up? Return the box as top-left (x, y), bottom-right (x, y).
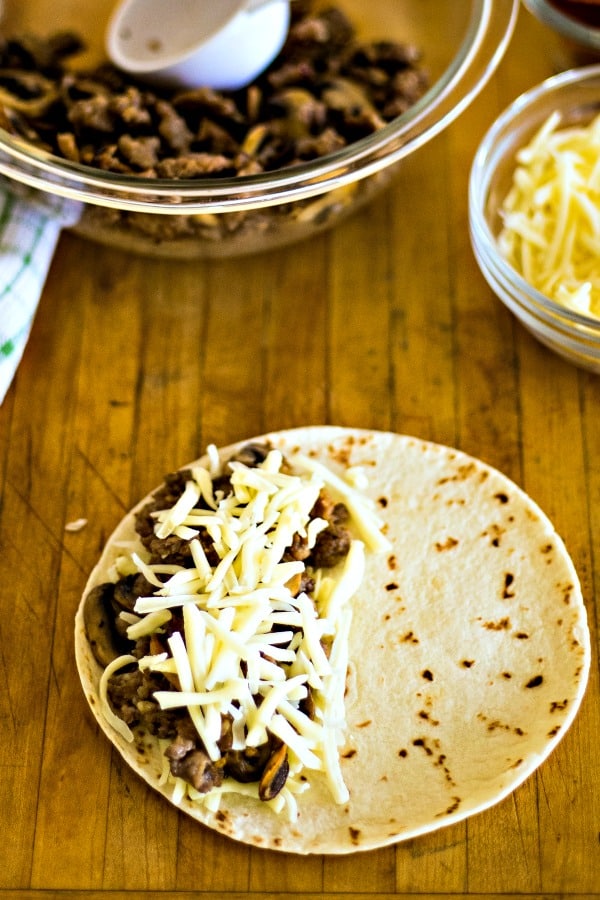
top-left (85, 443), bottom-right (358, 806)
top-left (0, 3), bottom-right (428, 178)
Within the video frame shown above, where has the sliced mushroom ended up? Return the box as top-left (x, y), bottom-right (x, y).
top-left (258, 742), bottom-right (290, 801)
top-left (240, 122), bottom-right (270, 157)
top-left (284, 571), bottom-right (303, 596)
top-left (228, 442), bottom-right (271, 468)
top-left (300, 684), bottom-right (316, 721)
top-left (321, 77), bottom-right (385, 130)
top-left (166, 743), bottom-right (224, 793)
top-left (0, 70), bottom-right (58, 115)
top-left (225, 742), bottom-right (272, 782)
top-left (292, 183), bottom-right (356, 224)
top-left (83, 582), bottom-right (131, 667)
top-left (269, 87), bottom-right (327, 138)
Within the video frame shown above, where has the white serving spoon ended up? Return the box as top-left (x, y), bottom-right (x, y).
top-left (106, 0), bottom-right (291, 91)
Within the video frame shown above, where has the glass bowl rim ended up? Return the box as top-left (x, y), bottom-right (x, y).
top-left (522, 0), bottom-right (600, 50)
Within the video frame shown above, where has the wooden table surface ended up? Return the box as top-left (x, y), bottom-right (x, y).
top-left (0, 5), bottom-right (599, 899)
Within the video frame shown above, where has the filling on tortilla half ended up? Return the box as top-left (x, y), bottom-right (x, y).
top-left (76, 427), bottom-right (590, 854)
top-left (81, 439), bottom-right (389, 822)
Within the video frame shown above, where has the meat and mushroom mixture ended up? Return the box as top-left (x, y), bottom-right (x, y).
top-left (0, 3), bottom-right (428, 179)
top-left (84, 443), bottom-right (353, 800)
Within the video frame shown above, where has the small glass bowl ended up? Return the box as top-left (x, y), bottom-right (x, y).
top-left (522, 0), bottom-right (600, 69)
top-left (0, 0), bottom-right (518, 259)
top-left (469, 65), bottom-right (600, 373)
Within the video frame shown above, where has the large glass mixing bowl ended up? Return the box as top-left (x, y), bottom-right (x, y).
top-left (0, 0), bottom-right (519, 257)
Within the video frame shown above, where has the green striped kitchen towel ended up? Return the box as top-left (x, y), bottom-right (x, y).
top-left (0, 177), bottom-right (82, 404)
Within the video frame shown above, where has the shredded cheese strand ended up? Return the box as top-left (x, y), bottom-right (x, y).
top-left (99, 654), bottom-right (137, 743)
top-left (499, 111), bottom-right (600, 319)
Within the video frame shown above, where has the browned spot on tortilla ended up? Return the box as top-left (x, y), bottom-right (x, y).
top-left (437, 462), bottom-right (478, 485)
top-left (484, 617), bottom-right (511, 631)
top-left (387, 554), bottom-right (397, 570)
top-left (502, 572), bottom-right (515, 599)
top-left (478, 712), bottom-right (527, 736)
top-left (412, 737), bottom-right (434, 756)
top-left (435, 536), bottom-right (459, 551)
top-left (562, 583), bottom-right (574, 604)
top-left (378, 496), bottom-right (388, 507)
top-left (342, 748), bottom-right (357, 759)
top-left (525, 674), bottom-right (544, 688)
top-left (422, 669), bottom-right (434, 681)
top-left (401, 631), bottom-right (419, 644)
top-left (514, 632), bottom-right (529, 640)
top-left (356, 719), bottom-right (372, 728)
top-left (550, 699), bottom-right (568, 713)
top-left (435, 754), bottom-right (456, 786)
top-left (349, 827), bottom-right (361, 844)
top-left (215, 810), bottom-right (229, 823)
top-left (398, 748), bottom-right (408, 758)
top-left (502, 671), bottom-right (513, 679)
top-left (548, 725), bottom-right (560, 737)
top-left (329, 441), bottom-right (353, 467)
top-left (486, 524), bottom-right (503, 546)
top-left (443, 797), bottom-right (461, 815)
top-left (510, 758), bottom-right (524, 768)
top-left (386, 582), bottom-right (399, 591)
top-left (461, 659), bottom-right (475, 668)
top-left (418, 710), bottom-right (440, 725)
top-left (494, 491), bottom-right (509, 504)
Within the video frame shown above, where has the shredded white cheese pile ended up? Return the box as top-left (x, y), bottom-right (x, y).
top-left (498, 111), bottom-right (600, 318)
top-left (100, 445), bottom-right (389, 821)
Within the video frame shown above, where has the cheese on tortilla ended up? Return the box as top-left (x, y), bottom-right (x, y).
top-left (100, 447), bottom-right (383, 819)
top-left (498, 111), bottom-right (600, 318)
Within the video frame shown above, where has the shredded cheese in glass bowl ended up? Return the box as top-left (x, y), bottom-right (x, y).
top-left (498, 110), bottom-right (600, 319)
top-left (469, 64), bottom-right (600, 372)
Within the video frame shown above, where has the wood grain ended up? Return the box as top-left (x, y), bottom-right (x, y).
top-left (0, 6), bottom-right (599, 898)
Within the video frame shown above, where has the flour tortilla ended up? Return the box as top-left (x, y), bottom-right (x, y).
top-left (74, 426), bottom-right (590, 854)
